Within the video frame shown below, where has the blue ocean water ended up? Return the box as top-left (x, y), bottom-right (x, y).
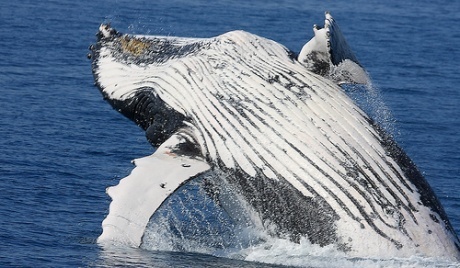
top-left (0, 0), bottom-right (459, 267)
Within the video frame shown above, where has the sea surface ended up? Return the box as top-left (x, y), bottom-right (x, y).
top-left (1, 0), bottom-right (459, 267)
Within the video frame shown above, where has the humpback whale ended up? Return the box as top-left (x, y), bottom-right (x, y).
top-left (89, 13), bottom-right (460, 260)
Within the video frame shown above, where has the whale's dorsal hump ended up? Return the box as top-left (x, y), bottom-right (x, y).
top-left (298, 12), bottom-right (369, 84)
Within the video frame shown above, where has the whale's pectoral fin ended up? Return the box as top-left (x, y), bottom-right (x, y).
top-left (97, 131), bottom-right (211, 247)
top-left (298, 12), bottom-right (369, 84)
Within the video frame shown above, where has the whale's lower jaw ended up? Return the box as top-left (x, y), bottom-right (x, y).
top-left (90, 14), bottom-right (460, 261)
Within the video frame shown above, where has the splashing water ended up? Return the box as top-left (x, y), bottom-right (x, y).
top-left (341, 81), bottom-right (396, 138)
top-left (140, 177), bottom-right (265, 255)
top-left (242, 237), bottom-right (458, 268)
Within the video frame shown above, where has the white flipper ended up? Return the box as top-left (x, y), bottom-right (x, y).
top-left (97, 133), bottom-right (210, 247)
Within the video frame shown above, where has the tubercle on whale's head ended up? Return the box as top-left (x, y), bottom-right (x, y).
top-left (87, 24), bottom-right (118, 60)
top-left (97, 23), bottom-right (119, 40)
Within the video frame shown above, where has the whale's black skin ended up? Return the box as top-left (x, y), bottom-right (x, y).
top-left (89, 14), bottom-right (460, 259)
top-left (109, 89), bottom-right (187, 147)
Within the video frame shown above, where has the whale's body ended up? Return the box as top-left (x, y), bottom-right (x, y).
top-left (89, 14), bottom-right (460, 260)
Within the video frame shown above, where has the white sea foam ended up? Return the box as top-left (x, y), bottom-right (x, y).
top-left (239, 236), bottom-right (459, 267)
top-left (139, 213), bottom-right (460, 268)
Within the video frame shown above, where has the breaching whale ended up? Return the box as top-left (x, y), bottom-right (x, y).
top-left (89, 13), bottom-right (460, 260)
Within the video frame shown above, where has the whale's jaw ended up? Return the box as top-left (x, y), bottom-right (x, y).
top-left (89, 13), bottom-right (460, 260)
